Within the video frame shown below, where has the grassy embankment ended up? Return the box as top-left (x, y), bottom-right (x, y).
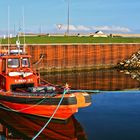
top-left (1, 36), bottom-right (140, 44)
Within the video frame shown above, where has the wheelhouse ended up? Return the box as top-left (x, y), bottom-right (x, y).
top-left (0, 54), bottom-right (39, 91)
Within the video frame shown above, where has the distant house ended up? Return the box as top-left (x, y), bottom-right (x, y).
top-left (93, 31), bottom-right (108, 37)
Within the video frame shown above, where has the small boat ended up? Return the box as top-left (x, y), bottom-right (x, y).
top-left (0, 43), bottom-right (91, 120)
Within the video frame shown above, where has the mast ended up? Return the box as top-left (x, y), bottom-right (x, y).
top-left (16, 21), bottom-right (21, 54)
top-left (22, 6), bottom-right (26, 53)
top-left (0, 37), bottom-right (2, 54)
top-left (67, 0), bottom-right (70, 35)
top-left (8, 6), bottom-right (10, 54)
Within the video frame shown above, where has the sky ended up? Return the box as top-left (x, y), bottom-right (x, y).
top-left (0, 0), bottom-right (140, 35)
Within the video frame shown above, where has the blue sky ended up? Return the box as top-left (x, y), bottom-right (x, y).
top-left (0, 0), bottom-right (140, 34)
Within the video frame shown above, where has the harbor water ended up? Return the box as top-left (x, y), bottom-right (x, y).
top-left (0, 69), bottom-right (140, 140)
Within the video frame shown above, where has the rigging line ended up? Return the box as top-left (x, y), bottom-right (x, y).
top-left (40, 78), bottom-right (61, 87)
top-left (32, 89), bottom-right (68, 140)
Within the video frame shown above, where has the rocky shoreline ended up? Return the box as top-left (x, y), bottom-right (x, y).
top-left (117, 50), bottom-right (140, 69)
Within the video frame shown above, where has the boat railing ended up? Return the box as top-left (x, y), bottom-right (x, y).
top-left (0, 45), bottom-right (26, 55)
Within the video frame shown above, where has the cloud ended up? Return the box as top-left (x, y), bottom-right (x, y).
top-left (58, 24), bottom-right (90, 31)
top-left (56, 24), bottom-right (131, 33)
top-left (0, 25), bottom-right (131, 36)
top-left (76, 25), bottom-right (90, 31)
top-left (91, 26), bottom-right (131, 33)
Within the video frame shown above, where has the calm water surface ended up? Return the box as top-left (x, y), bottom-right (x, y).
top-left (0, 70), bottom-right (140, 140)
top-left (76, 92), bottom-right (140, 140)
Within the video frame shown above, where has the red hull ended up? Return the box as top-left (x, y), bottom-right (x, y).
top-left (0, 101), bottom-right (78, 120)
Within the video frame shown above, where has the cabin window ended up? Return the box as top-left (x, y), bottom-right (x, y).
top-left (8, 58), bottom-right (19, 68)
top-left (22, 58), bottom-right (30, 67)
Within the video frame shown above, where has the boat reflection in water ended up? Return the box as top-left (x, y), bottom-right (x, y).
top-left (0, 107), bottom-right (87, 140)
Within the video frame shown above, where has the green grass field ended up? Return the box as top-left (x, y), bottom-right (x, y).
top-left (1, 36), bottom-right (140, 44)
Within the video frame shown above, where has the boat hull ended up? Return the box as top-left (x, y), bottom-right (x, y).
top-left (0, 101), bottom-right (78, 120)
top-left (0, 93), bottom-right (78, 120)
top-left (0, 91), bottom-right (91, 120)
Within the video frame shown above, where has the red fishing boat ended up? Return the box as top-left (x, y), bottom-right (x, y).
top-left (0, 43), bottom-right (91, 120)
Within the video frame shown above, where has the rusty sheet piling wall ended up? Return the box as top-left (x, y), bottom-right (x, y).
top-left (1, 43), bottom-right (140, 71)
top-left (26, 44), bottom-right (140, 71)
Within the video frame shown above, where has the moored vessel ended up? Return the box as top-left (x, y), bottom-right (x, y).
top-left (0, 42), bottom-right (91, 120)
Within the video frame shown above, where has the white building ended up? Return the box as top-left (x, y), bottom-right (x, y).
top-left (93, 31), bottom-right (108, 37)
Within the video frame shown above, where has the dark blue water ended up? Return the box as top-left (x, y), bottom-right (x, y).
top-left (75, 92), bottom-right (140, 140)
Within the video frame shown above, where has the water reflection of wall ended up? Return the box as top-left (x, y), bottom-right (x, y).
top-left (0, 108), bottom-right (87, 140)
top-left (42, 70), bottom-right (140, 90)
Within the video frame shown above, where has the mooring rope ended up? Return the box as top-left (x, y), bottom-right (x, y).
top-left (32, 88), bottom-right (68, 140)
top-left (69, 89), bottom-right (140, 93)
top-left (69, 89), bottom-right (100, 93)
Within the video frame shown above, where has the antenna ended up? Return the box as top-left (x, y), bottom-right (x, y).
top-left (39, 24), bottom-right (42, 34)
top-left (17, 21), bottom-right (21, 54)
top-left (8, 6), bottom-right (10, 54)
top-left (13, 24), bottom-right (16, 37)
top-left (0, 37), bottom-right (2, 54)
top-left (67, 0), bottom-right (70, 35)
top-left (22, 6), bottom-right (26, 53)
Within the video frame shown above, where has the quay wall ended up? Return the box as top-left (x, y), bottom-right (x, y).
top-left (25, 43), bottom-right (140, 71)
top-left (1, 43), bottom-right (140, 71)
